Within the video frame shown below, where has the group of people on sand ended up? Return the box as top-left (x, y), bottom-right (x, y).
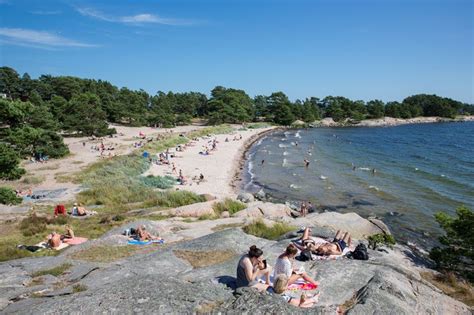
top-left (236, 227), bottom-right (352, 308)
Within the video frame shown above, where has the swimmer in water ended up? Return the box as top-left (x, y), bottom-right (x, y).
top-left (295, 141), bottom-right (298, 147)
top-left (261, 159), bottom-right (265, 165)
top-left (304, 159), bottom-right (310, 168)
top-left (372, 168), bottom-right (376, 174)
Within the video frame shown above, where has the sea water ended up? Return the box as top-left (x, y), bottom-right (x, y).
top-left (244, 122), bottom-right (474, 248)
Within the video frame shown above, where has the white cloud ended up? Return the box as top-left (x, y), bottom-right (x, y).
top-left (0, 28), bottom-right (97, 48)
top-left (76, 7), bottom-right (194, 26)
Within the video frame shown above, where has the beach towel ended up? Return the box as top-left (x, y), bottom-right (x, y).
top-left (63, 237), bottom-right (88, 245)
top-left (288, 282), bottom-right (318, 291)
top-left (127, 239), bottom-right (165, 245)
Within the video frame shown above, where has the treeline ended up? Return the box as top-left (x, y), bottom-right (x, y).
top-left (0, 66), bottom-right (473, 180)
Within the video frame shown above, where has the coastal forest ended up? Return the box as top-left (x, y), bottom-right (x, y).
top-left (1, 66), bottom-right (473, 181)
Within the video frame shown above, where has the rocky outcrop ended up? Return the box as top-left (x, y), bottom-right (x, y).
top-left (1, 227), bottom-right (470, 314)
top-left (237, 192), bottom-right (254, 203)
top-left (169, 200), bottom-right (216, 217)
top-left (235, 201), bottom-right (293, 220)
top-left (294, 212), bottom-right (390, 239)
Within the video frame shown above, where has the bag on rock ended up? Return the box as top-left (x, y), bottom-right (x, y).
top-left (297, 249), bottom-right (313, 261)
top-left (349, 243), bottom-right (369, 260)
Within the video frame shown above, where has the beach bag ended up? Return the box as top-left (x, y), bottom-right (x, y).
top-left (298, 249), bottom-right (313, 262)
top-left (350, 243), bottom-right (369, 260)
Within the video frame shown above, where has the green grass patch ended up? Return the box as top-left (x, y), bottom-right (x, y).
top-left (242, 219), bottom-right (295, 240)
top-left (20, 214), bottom-right (69, 237)
top-left (173, 249), bottom-right (235, 268)
top-left (72, 284), bottom-right (87, 293)
top-left (21, 175), bottom-right (46, 185)
top-left (244, 122), bottom-right (272, 129)
top-left (140, 175), bottom-right (177, 189)
top-left (32, 263), bottom-right (72, 277)
top-left (69, 245), bottom-right (141, 262)
top-left (421, 271), bottom-right (474, 307)
top-left (212, 198), bottom-right (246, 216)
top-left (368, 233), bottom-right (396, 250)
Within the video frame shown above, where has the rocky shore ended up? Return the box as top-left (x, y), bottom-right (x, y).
top-left (312, 115), bottom-right (474, 128)
top-left (0, 199), bottom-right (471, 314)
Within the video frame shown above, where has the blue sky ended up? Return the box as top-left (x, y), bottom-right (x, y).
top-left (0, 0), bottom-right (472, 103)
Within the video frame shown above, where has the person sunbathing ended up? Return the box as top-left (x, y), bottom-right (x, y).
top-left (63, 225), bottom-right (75, 239)
top-left (47, 232), bottom-right (62, 248)
top-left (274, 244), bottom-right (319, 286)
top-left (296, 228), bottom-right (351, 256)
top-left (236, 245), bottom-right (272, 292)
top-left (136, 225), bottom-right (162, 241)
top-left (268, 274), bottom-right (320, 308)
top-left (316, 230), bottom-right (351, 255)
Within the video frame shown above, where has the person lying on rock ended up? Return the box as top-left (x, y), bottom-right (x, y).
top-left (236, 245), bottom-right (272, 292)
top-left (296, 228), bottom-right (352, 256)
top-left (268, 274), bottom-right (320, 308)
top-left (274, 244), bottom-right (319, 287)
top-left (137, 225), bottom-right (162, 241)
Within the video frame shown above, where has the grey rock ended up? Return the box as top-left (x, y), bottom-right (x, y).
top-left (237, 192), bottom-right (254, 203)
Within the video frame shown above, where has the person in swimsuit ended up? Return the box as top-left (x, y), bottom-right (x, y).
top-left (236, 245), bottom-right (272, 292)
top-left (268, 274), bottom-right (320, 308)
top-left (296, 228), bottom-right (352, 256)
top-left (274, 244), bottom-right (319, 286)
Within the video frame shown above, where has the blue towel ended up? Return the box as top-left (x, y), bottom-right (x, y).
top-left (127, 239), bottom-right (164, 245)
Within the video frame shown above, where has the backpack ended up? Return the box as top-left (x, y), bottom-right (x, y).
top-left (349, 243), bottom-right (369, 260)
top-left (297, 249), bottom-right (313, 262)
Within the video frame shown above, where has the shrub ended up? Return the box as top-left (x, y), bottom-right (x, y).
top-left (368, 233), bottom-right (396, 250)
top-left (20, 214), bottom-right (48, 236)
top-left (212, 198), bottom-right (246, 216)
top-left (243, 219), bottom-right (295, 240)
top-left (430, 206), bottom-right (474, 283)
top-left (140, 175), bottom-right (176, 189)
top-left (0, 187), bottom-right (22, 205)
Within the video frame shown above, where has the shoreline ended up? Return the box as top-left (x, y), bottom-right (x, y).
top-left (230, 127), bottom-right (284, 195)
top-left (312, 115), bottom-right (474, 128)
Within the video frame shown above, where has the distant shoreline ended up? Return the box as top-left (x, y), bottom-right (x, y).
top-left (311, 115), bottom-right (474, 128)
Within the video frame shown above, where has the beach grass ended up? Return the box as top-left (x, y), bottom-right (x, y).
top-left (212, 198), bottom-right (246, 216)
top-left (32, 263), bottom-right (72, 277)
top-left (243, 219), bottom-right (295, 240)
top-left (421, 271), bottom-right (474, 307)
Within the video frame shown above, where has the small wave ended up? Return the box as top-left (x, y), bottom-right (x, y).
top-left (279, 144), bottom-right (288, 148)
top-left (291, 142), bottom-right (296, 146)
top-left (320, 175), bottom-right (327, 180)
top-left (358, 167), bottom-right (371, 171)
top-left (295, 132), bottom-right (301, 138)
top-left (284, 131), bottom-right (291, 136)
top-left (415, 168), bottom-right (419, 171)
top-left (281, 138), bottom-right (287, 141)
top-left (282, 158), bottom-right (289, 167)
top-left (289, 184), bottom-right (300, 189)
top-left (283, 151), bottom-right (289, 156)
top-left (369, 185), bottom-right (380, 191)
top-left (440, 174), bottom-right (446, 177)
top-left (255, 139), bottom-right (263, 146)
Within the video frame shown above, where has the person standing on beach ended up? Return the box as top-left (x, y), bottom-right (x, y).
top-left (300, 202), bottom-right (307, 217)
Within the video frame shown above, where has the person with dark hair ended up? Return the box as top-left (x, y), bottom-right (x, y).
top-left (236, 245), bottom-right (272, 291)
top-left (274, 244), bottom-right (319, 286)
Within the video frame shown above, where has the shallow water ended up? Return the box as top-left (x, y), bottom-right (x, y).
top-left (244, 122), bottom-right (474, 248)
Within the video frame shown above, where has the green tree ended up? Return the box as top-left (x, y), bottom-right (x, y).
top-left (266, 92), bottom-right (295, 125)
top-left (430, 206), bottom-right (474, 283)
top-left (207, 86), bottom-right (254, 124)
top-left (366, 100), bottom-right (385, 119)
top-left (0, 67), bottom-right (21, 99)
top-left (0, 143), bottom-right (25, 180)
top-left (63, 93), bottom-right (113, 136)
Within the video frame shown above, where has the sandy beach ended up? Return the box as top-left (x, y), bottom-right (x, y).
top-left (144, 127), bottom-right (275, 199)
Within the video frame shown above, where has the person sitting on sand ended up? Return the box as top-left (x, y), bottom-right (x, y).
top-left (268, 274), bottom-right (320, 308)
top-left (274, 244), bottom-right (319, 287)
top-left (236, 245), bottom-right (272, 292)
top-left (136, 225), bottom-right (162, 241)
